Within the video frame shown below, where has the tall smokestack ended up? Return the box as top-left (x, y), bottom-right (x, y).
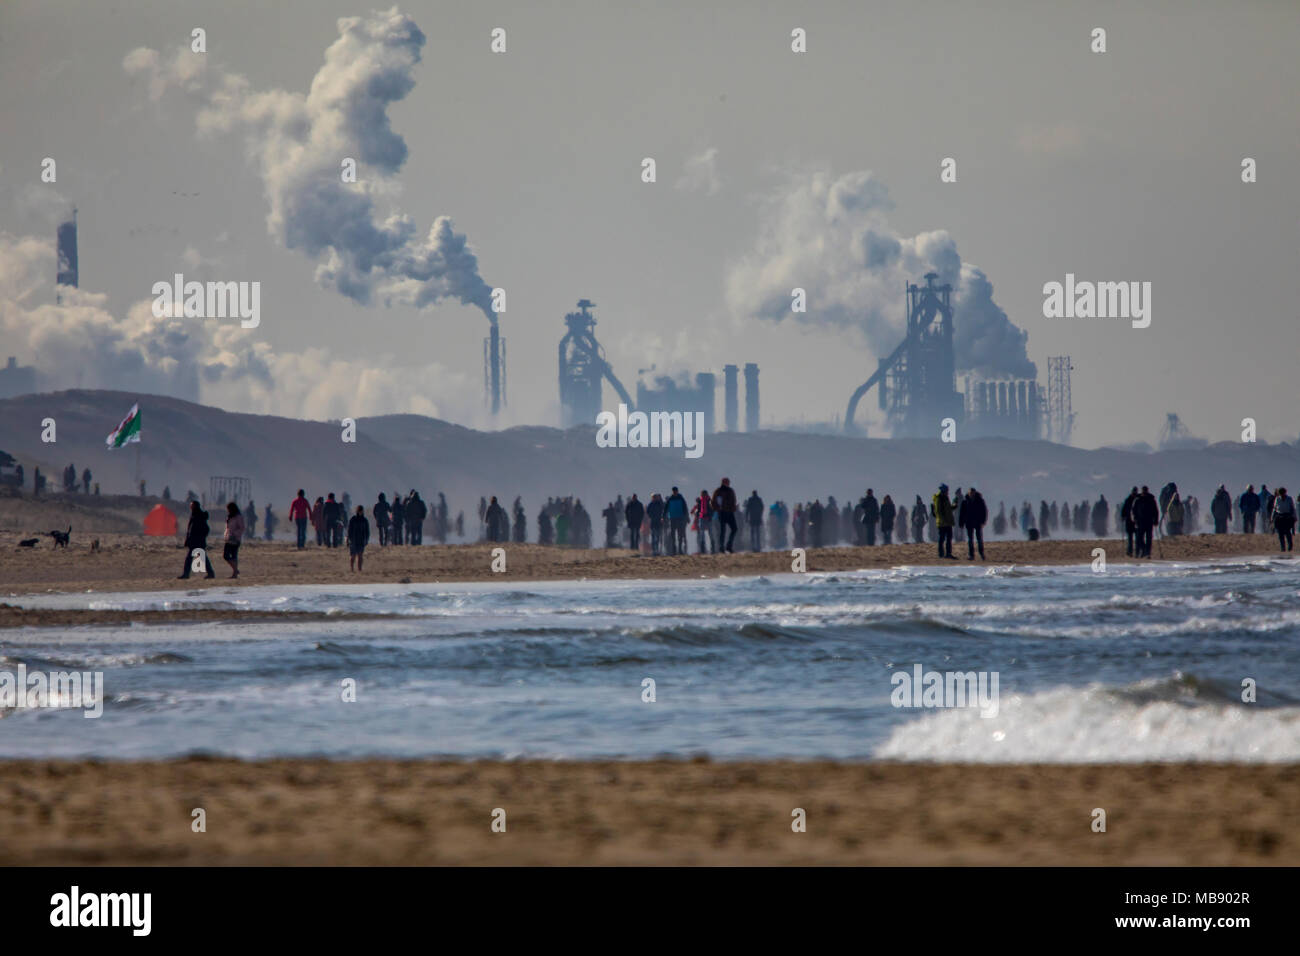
top-left (723, 364), bottom-right (739, 432)
top-left (484, 321), bottom-right (504, 415)
top-left (743, 362), bottom-right (759, 432)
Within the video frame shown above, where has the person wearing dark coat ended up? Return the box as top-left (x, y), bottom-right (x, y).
top-left (406, 491), bottom-right (427, 545)
top-left (625, 494), bottom-right (645, 551)
top-left (347, 506), bottom-right (370, 572)
top-left (1210, 485), bottom-right (1232, 534)
top-left (879, 495), bottom-right (896, 545)
top-left (962, 488), bottom-right (988, 560)
top-left (390, 493), bottom-right (405, 545)
top-left (711, 478), bottom-right (739, 553)
top-left (322, 493), bottom-right (343, 548)
top-left (1120, 487), bottom-right (1138, 556)
top-left (374, 493), bottom-right (391, 546)
top-left (1132, 485), bottom-right (1160, 558)
top-left (178, 501), bottom-right (216, 579)
top-left (859, 490), bottom-right (880, 546)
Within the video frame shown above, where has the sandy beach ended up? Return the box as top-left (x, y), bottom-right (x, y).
top-left (0, 527), bottom-right (1287, 603)
top-left (0, 759), bottom-right (1293, 866)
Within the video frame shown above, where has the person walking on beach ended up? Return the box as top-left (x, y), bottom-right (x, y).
top-left (347, 505), bottom-right (370, 571)
top-left (263, 503), bottom-right (276, 542)
top-left (1166, 492), bottom-right (1185, 536)
top-left (1272, 487), bottom-right (1295, 552)
top-left (406, 491), bottom-right (427, 545)
top-left (625, 494), bottom-right (644, 551)
top-left (1120, 487), bottom-right (1138, 556)
top-left (1133, 485), bottom-right (1159, 558)
top-left (692, 489), bottom-right (713, 554)
top-left (323, 493), bottom-right (343, 548)
top-left (222, 502), bottom-right (245, 578)
top-left (646, 493), bottom-right (665, 556)
top-left (860, 489), bottom-right (879, 546)
top-left (667, 487), bottom-right (690, 555)
top-left (712, 478), bottom-right (738, 553)
top-left (1239, 485), bottom-right (1261, 534)
top-left (290, 490), bottom-right (312, 549)
top-left (913, 496), bottom-right (928, 543)
top-left (879, 494), bottom-right (896, 545)
top-left (178, 500), bottom-right (216, 580)
top-left (931, 484), bottom-right (955, 558)
top-left (311, 496), bottom-right (325, 546)
top-left (1211, 485), bottom-right (1232, 534)
top-left (744, 489), bottom-right (764, 552)
top-left (962, 488), bottom-right (988, 560)
top-left (374, 493), bottom-right (391, 546)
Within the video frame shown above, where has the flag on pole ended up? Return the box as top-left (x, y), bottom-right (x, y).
top-left (106, 403), bottom-right (142, 448)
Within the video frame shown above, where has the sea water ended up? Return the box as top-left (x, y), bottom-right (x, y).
top-left (2, 558), bottom-right (1298, 761)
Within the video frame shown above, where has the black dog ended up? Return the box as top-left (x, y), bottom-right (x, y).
top-left (47, 526), bottom-right (71, 548)
top-left (18, 538), bottom-right (39, 548)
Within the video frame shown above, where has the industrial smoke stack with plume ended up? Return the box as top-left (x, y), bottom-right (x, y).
top-left (123, 6), bottom-right (496, 324)
top-left (726, 169), bottom-right (1036, 380)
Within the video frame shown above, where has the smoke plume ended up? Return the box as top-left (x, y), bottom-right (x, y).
top-left (726, 169), bottom-right (1035, 378)
top-left (123, 6), bottom-right (495, 321)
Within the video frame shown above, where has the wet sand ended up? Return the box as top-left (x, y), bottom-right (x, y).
top-left (0, 530), bottom-right (1286, 600)
top-left (0, 759), bottom-right (1293, 865)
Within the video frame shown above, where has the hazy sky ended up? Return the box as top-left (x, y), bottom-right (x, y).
top-left (1, 0), bottom-right (1296, 448)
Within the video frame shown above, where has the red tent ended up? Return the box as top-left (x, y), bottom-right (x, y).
top-left (143, 503), bottom-right (178, 536)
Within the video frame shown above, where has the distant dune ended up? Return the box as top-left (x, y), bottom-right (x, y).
top-left (1, 390), bottom-right (1296, 515)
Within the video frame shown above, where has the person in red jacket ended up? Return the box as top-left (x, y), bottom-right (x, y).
top-left (288, 489), bottom-right (312, 550)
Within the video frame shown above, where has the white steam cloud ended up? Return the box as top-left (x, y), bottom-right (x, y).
top-left (123, 6), bottom-right (495, 321)
top-left (726, 169), bottom-right (1035, 379)
top-left (0, 232), bottom-right (472, 421)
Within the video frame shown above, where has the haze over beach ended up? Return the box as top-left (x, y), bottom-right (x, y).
top-left (0, 0), bottom-right (1297, 920)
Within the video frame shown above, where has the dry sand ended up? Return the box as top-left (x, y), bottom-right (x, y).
top-left (0, 759), bottom-right (1293, 866)
top-left (0, 528), bottom-right (1288, 603)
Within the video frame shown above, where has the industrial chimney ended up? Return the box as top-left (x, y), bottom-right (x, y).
top-left (743, 363), bottom-right (759, 432)
top-left (484, 321), bottom-right (505, 415)
top-left (723, 364), bottom-right (739, 432)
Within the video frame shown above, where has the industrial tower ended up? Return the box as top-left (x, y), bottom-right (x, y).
top-left (558, 299), bottom-right (634, 428)
top-left (1046, 356), bottom-right (1074, 445)
top-left (844, 273), bottom-right (962, 436)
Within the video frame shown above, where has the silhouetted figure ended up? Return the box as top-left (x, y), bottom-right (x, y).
top-left (1166, 493), bottom-right (1185, 536)
top-left (1210, 485), bottom-right (1232, 534)
top-left (1273, 487), bottom-right (1295, 551)
top-left (744, 489), bottom-right (764, 552)
top-left (961, 488), bottom-right (988, 560)
top-left (712, 478), bottom-right (738, 553)
top-left (391, 493), bottom-right (405, 545)
top-left (893, 501), bottom-right (907, 544)
top-left (82, 468), bottom-right (91, 494)
top-left (1239, 485), bottom-right (1261, 534)
top-left (693, 490), bottom-right (713, 554)
top-left (374, 493), bottom-right (391, 546)
top-left (860, 489), bottom-right (879, 546)
top-left (538, 508), bottom-right (554, 546)
top-left (1121, 487), bottom-right (1138, 556)
top-left (646, 493), bottom-right (665, 556)
top-left (406, 491), bottom-right (427, 545)
top-left (1091, 495), bottom-right (1109, 538)
top-left (323, 493), bottom-right (343, 548)
top-left (1133, 485), bottom-right (1159, 558)
top-left (931, 485), bottom-right (955, 558)
top-left (484, 496), bottom-right (507, 542)
top-left (668, 487), bottom-right (690, 555)
top-left (348, 506), bottom-right (370, 571)
top-left (877, 495), bottom-right (895, 546)
top-left (264, 503), bottom-right (276, 542)
top-left (808, 499), bottom-right (824, 548)
top-left (178, 501), bottom-right (215, 579)
top-left (625, 494), bottom-right (644, 551)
